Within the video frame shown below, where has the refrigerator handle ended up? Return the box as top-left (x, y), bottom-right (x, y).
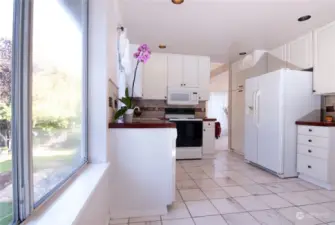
top-left (255, 90), bottom-right (260, 128)
top-left (252, 91), bottom-right (257, 125)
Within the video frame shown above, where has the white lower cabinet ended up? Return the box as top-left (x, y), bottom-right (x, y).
top-left (297, 125), bottom-right (335, 190)
top-left (202, 122), bottom-right (215, 154)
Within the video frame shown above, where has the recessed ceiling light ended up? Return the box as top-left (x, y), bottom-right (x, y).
top-left (159, 44), bottom-right (167, 49)
top-left (172, 0), bottom-right (184, 4)
top-left (298, 15), bottom-right (311, 22)
top-left (239, 52), bottom-right (247, 56)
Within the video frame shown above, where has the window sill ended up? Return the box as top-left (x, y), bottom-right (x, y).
top-left (22, 163), bottom-right (110, 225)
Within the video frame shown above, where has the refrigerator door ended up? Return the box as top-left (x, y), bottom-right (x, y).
top-left (257, 70), bottom-right (284, 174)
top-left (244, 77), bottom-right (259, 163)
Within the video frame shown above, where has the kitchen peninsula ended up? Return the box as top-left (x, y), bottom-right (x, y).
top-left (109, 120), bottom-right (177, 218)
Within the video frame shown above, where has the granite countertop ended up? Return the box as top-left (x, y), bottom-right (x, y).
top-left (157, 117), bottom-right (217, 121)
top-left (202, 118), bottom-right (217, 122)
top-left (296, 110), bottom-right (335, 127)
top-left (109, 120), bottom-right (176, 129)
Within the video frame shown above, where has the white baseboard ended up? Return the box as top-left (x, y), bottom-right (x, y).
top-left (299, 173), bottom-right (335, 190)
top-left (110, 207), bottom-right (167, 219)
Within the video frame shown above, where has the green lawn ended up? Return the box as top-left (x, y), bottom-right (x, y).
top-left (0, 152), bottom-right (75, 173)
top-left (0, 202), bottom-right (12, 225)
top-left (0, 152), bottom-right (76, 225)
top-left (0, 161), bottom-right (11, 174)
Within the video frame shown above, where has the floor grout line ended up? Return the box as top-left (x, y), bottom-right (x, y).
top-left (124, 150), bottom-right (335, 225)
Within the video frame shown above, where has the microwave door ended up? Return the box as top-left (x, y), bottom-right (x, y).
top-left (167, 91), bottom-right (199, 105)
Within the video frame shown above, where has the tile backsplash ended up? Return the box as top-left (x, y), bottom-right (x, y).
top-left (325, 95), bottom-right (335, 117)
top-left (133, 99), bottom-right (206, 118)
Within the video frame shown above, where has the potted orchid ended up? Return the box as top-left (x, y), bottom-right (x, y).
top-left (114, 44), bottom-right (151, 123)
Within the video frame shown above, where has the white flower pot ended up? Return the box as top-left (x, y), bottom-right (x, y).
top-left (124, 109), bottom-right (134, 123)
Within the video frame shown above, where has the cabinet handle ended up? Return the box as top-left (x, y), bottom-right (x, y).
top-left (313, 90), bottom-right (316, 93)
top-left (180, 84), bottom-right (183, 86)
top-left (203, 129), bottom-right (206, 131)
top-left (308, 149), bottom-right (312, 153)
top-left (308, 165), bottom-right (312, 169)
top-left (309, 129), bottom-right (312, 132)
top-left (308, 139), bottom-right (312, 143)
top-left (165, 96), bottom-right (167, 99)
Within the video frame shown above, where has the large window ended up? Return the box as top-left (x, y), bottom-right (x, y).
top-left (0, 1), bottom-right (14, 224)
top-left (31, 0), bottom-right (88, 204)
top-left (0, 0), bottom-right (88, 224)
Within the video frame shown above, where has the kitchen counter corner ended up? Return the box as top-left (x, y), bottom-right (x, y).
top-left (296, 110), bottom-right (335, 127)
top-left (108, 120), bottom-right (176, 129)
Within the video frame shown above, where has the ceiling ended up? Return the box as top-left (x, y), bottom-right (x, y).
top-left (120, 0), bottom-right (335, 63)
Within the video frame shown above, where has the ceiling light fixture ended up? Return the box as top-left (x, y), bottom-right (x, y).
top-left (239, 52), bottom-right (247, 56)
top-left (298, 15), bottom-right (311, 22)
top-left (159, 44), bottom-right (167, 49)
top-left (172, 0), bottom-right (184, 4)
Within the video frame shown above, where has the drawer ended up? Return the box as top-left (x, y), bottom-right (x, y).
top-left (298, 135), bottom-right (329, 149)
top-left (298, 154), bottom-right (328, 182)
top-left (203, 121), bottom-right (215, 128)
top-left (297, 144), bottom-right (329, 160)
top-left (298, 126), bottom-right (329, 138)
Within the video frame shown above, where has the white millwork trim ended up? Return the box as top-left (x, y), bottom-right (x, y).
top-left (176, 147), bottom-right (202, 160)
top-left (299, 174), bottom-right (335, 191)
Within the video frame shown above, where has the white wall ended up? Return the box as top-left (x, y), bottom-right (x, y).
top-left (88, 0), bottom-right (122, 163)
top-left (210, 71), bottom-right (229, 92)
top-left (73, 166), bottom-right (110, 225)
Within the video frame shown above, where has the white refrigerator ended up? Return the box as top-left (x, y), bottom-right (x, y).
top-left (244, 69), bottom-right (320, 178)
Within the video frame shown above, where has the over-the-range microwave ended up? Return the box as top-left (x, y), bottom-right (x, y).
top-left (167, 87), bottom-right (199, 105)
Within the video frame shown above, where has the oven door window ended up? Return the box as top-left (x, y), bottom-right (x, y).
top-left (174, 121), bottom-right (203, 147)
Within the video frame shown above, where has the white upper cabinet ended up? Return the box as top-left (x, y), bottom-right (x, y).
top-left (142, 53), bottom-right (168, 99)
top-left (198, 56), bottom-right (211, 100)
top-left (287, 32), bottom-right (313, 70)
top-left (167, 54), bottom-right (183, 88)
top-left (142, 53), bottom-right (210, 100)
top-left (314, 21), bottom-right (335, 94)
top-left (183, 55), bottom-right (200, 88)
top-left (268, 44), bottom-right (287, 72)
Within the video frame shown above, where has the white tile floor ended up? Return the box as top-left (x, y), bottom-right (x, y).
top-left (110, 146), bottom-right (335, 225)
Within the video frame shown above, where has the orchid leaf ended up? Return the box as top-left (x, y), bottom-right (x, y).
top-left (114, 107), bottom-right (127, 121)
top-left (119, 97), bottom-right (131, 108)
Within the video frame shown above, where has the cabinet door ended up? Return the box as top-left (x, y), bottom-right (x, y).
top-left (203, 128), bottom-right (215, 154)
top-left (143, 53), bottom-right (168, 99)
top-left (198, 56), bottom-right (210, 101)
top-left (268, 45), bottom-right (287, 72)
top-left (314, 21), bottom-right (335, 94)
top-left (167, 54), bottom-right (183, 88)
top-left (287, 32), bottom-right (313, 70)
top-left (183, 55), bottom-right (199, 88)
top-left (244, 77), bottom-right (259, 163)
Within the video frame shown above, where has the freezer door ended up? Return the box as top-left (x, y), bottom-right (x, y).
top-left (257, 71), bottom-right (284, 174)
top-left (244, 77), bottom-right (259, 163)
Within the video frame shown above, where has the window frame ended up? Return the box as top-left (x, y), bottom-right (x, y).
top-left (10, 0), bottom-right (89, 222)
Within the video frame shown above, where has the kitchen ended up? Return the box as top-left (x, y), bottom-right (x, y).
top-left (108, 1), bottom-right (335, 224)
